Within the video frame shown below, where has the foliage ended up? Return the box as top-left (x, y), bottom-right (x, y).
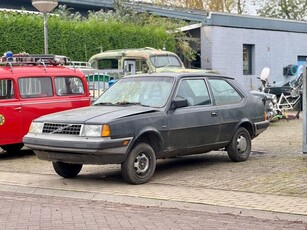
top-left (257, 0), bottom-right (307, 21)
top-left (0, 10), bottom-right (176, 61)
top-left (153, 0), bottom-right (249, 14)
top-left (176, 40), bottom-right (197, 62)
top-left (53, 5), bottom-right (84, 21)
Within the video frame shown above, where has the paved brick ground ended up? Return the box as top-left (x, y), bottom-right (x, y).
top-left (0, 117), bottom-right (307, 229)
top-left (0, 191), bottom-right (306, 230)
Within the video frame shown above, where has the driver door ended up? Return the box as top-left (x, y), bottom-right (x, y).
top-left (167, 78), bottom-right (221, 152)
top-left (0, 79), bottom-right (23, 145)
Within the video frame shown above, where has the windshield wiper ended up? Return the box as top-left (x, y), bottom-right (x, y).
top-left (116, 101), bottom-right (150, 107)
top-left (93, 102), bottom-right (115, 106)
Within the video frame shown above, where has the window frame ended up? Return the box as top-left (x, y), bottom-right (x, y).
top-left (243, 44), bottom-right (254, 75)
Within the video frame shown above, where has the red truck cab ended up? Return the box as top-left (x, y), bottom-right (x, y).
top-left (0, 53), bottom-right (91, 152)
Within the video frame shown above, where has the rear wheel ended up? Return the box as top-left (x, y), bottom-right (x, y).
top-left (52, 161), bottom-right (83, 178)
top-left (227, 127), bottom-right (251, 162)
top-left (121, 142), bottom-right (156, 184)
top-left (1, 143), bottom-right (24, 153)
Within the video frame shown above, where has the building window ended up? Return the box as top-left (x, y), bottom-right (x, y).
top-left (243, 44), bottom-right (254, 75)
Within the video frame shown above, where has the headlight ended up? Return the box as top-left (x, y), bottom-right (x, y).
top-left (272, 95), bottom-right (277, 104)
top-left (29, 122), bottom-right (44, 134)
top-left (82, 125), bottom-right (102, 137)
top-left (81, 124), bottom-right (110, 137)
top-left (268, 102), bottom-right (274, 110)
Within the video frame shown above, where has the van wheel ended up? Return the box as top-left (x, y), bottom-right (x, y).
top-left (1, 143), bottom-right (24, 153)
top-left (121, 142), bottom-right (156, 185)
top-left (52, 161), bottom-right (83, 178)
top-left (227, 127), bottom-right (251, 162)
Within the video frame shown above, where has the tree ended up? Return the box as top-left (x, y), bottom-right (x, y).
top-left (257, 0), bottom-right (307, 21)
top-left (153, 0), bottom-right (249, 14)
top-left (54, 5), bottom-right (84, 21)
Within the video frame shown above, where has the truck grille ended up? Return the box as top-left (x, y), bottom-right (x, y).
top-left (43, 123), bottom-right (82, 135)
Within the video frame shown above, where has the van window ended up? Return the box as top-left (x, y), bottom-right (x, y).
top-left (0, 79), bottom-right (14, 99)
top-left (55, 77), bottom-right (85, 96)
top-left (18, 77), bottom-right (53, 98)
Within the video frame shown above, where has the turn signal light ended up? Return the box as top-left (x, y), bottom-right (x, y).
top-left (264, 112), bottom-right (267, 120)
top-left (101, 124), bottom-right (110, 137)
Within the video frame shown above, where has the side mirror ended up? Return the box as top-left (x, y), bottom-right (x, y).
top-left (171, 98), bottom-right (188, 109)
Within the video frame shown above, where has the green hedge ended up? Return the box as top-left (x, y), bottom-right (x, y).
top-left (0, 12), bottom-right (176, 61)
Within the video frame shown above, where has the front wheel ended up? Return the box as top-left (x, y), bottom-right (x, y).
top-left (1, 143), bottom-right (24, 153)
top-left (227, 127), bottom-right (251, 162)
top-left (121, 142), bottom-right (156, 185)
top-left (52, 161), bottom-right (83, 178)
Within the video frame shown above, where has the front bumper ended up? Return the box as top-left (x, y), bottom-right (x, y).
top-left (23, 133), bottom-right (132, 164)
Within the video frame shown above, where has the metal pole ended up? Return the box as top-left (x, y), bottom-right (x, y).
top-left (303, 64), bottom-right (307, 153)
top-left (43, 13), bottom-right (48, 54)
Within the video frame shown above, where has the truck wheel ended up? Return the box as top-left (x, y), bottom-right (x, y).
top-left (52, 161), bottom-right (82, 178)
top-left (227, 127), bottom-right (251, 162)
top-left (1, 143), bottom-right (24, 153)
top-left (121, 142), bottom-right (156, 184)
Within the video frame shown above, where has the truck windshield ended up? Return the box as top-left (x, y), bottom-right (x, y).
top-left (150, 55), bottom-right (182, 68)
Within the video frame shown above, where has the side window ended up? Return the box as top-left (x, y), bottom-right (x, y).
top-left (0, 79), bottom-right (14, 99)
top-left (208, 79), bottom-right (243, 106)
top-left (175, 79), bottom-right (211, 106)
top-left (55, 77), bottom-right (85, 96)
top-left (18, 77), bottom-right (53, 98)
top-left (97, 59), bottom-right (118, 69)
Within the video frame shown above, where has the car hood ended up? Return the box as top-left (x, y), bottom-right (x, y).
top-left (36, 106), bottom-right (160, 124)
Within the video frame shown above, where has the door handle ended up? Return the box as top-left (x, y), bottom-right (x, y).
top-left (211, 112), bottom-right (218, 117)
top-left (14, 107), bottom-right (22, 110)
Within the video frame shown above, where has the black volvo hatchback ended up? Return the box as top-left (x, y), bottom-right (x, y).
top-left (23, 72), bottom-right (270, 184)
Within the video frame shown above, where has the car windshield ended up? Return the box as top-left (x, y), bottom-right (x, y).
top-left (93, 76), bottom-right (174, 108)
top-left (150, 55), bottom-right (182, 68)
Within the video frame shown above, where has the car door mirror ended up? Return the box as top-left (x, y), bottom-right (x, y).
top-left (171, 97), bottom-right (188, 109)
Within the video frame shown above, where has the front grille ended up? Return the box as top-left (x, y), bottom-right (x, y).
top-left (43, 123), bottom-right (82, 135)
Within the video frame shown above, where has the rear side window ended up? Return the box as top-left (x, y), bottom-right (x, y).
top-left (18, 77), bottom-right (53, 98)
top-left (208, 79), bottom-right (243, 106)
top-left (0, 79), bottom-right (14, 99)
top-left (55, 76), bottom-right (85, 96)
top-left (97, 59), bottom-right (118, 69)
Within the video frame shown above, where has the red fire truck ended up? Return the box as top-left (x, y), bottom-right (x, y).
top-left (0, 52), bottom-right (91, 153)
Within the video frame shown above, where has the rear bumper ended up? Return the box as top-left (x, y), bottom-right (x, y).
top-left (23, 133), bottom-right (132, 164)
top-left (254, 120), bottom-right (270, 136)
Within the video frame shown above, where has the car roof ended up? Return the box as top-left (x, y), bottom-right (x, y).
top-left (122, 71), bottom-right (234, 80)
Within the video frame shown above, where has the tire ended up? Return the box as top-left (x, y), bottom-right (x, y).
top-left (227, 127), bottom-right (251, 162)
top-left (1, 143), bottom-right (24, 153)
top-left (121, 142), bottom-right (156, 185)
top-left (52, 161), bottom-right (83, 178)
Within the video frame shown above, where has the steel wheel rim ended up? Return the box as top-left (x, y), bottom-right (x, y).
top-left (134, 152), bottom-right (150, 175)
top-left (237, 135), bottom-right (247, 154)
